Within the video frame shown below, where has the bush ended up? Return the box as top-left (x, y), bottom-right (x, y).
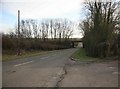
top-left (2, 36), bottom-right (16, 50)
top-left (2, 35), bottom-right (72, 53)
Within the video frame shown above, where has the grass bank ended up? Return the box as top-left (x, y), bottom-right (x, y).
top-left (2, 50), bottom-right (51, 62)
top-left (71, 48), bottom-right (98, 62)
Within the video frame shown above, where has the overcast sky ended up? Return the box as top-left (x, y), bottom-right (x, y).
top-left (0, 0), bottom-right (85, 38)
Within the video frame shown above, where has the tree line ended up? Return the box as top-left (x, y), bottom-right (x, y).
top-left (80, 1), bottom-right (120, 58)
top-left (8, 19), bottom-right (73, 40)
top-left (2, 19), bottom-right (74, 54)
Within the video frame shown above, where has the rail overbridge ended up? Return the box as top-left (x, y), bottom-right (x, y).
top-left (71, 38), bottom-right (83, 48)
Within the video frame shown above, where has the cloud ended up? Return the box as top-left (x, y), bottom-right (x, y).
top-left (0, 24), bottom-right (15, 33)
top-left (1, 0), bottom-right (84, 20)
top-left (1, 0), bottom-right (85, 37)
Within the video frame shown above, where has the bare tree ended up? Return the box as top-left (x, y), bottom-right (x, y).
top-left (79, 0), bottom-right (120, 57)
top-left (50, 19), bottom-right (53, 40)
top-left (41, 21), bottom-right (48, 41)
top-left (63, 19), bottom-right (73, 39)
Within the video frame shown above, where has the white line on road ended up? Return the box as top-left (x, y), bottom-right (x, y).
top-left (40, 57), bottom-right (49, 59)
top-left (40, 55), bottom-right (56, 59)
top-left (14, 61), bottom-right (33, 67)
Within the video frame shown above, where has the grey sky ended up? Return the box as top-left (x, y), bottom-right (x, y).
top-left (0, 0), bottom-right (86, 38)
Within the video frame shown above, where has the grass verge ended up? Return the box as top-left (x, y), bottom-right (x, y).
top-left (2, 50), bottom-right (51, 62)
top-left (71, 48), bottom-right (98, 62)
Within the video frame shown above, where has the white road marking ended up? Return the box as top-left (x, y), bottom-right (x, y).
top-left (14, 61), bottom-right (33, 67)
top-left (41, 57), bottom-right (49, 59)
top-left (108, 67), bottom-right (114, 69)
top-left (40, 54), bottom-right (56, 60)
top-left (112, 71), bottom-right (118, 74)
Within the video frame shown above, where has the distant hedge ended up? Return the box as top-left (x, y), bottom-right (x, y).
top-left (2, 35), bottom-right (73, 53)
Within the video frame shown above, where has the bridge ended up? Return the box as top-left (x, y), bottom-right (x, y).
top-left (70, 38), bottom-right (83, 48)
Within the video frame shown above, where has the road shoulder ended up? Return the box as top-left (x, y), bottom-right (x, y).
top-left (59, 59), bottom-right (118, 87)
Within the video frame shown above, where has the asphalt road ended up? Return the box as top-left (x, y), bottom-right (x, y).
top-left (2, 48), bottom-right (118, 87)
top-left (3, 48), bottom-right (78, 87)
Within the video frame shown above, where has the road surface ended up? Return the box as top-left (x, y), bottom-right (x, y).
top-left (2, 48), bottom-right (118, 87)
top-left (60, 59), bottom-right (118, 87)
top-left (3, 48), bottom-right (78, 87)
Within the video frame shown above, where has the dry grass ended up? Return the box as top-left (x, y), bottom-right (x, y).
top-left (2, 50), bottom-right (51, 62)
